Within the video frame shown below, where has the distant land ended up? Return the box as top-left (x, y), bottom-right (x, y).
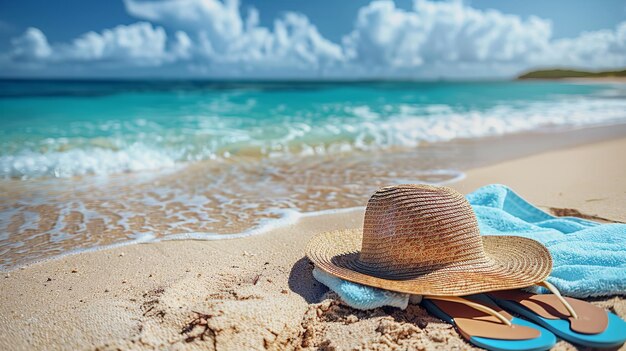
top-left (518, 68), bottom-right (626, 80)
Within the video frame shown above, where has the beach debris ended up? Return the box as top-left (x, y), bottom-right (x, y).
top-left (252, 274), bottom-right (261, 285)
top-left (549, 207), bottom-right (624, 223)
top-left (181, 311), bottom-right (220, 346)
top-left (46, 277), bottom-right (52, 282)
top-left (243, 250), bottom-right (256, 257)
top-left (585, 198), bottom-right (607, 202)
top-left (71, 269), bottom-right (78, 273)
top-left (141, 287), bottom-right (166, 321)
top-left (119, 253), bottom-right (125, 257)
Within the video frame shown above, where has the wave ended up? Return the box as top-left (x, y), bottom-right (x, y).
top-left (2, 96), bottom-right (626, 180)
top-left (0, 144), bottom-right (178, 179)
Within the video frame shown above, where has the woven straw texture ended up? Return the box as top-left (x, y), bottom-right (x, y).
top-left (306, 184), bottom-right (553, 296)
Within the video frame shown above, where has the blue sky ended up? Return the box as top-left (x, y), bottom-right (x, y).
top-left (0, 0), bottom-right (625, 79)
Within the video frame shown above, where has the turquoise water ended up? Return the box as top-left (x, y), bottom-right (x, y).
top-left (2, 80), bottom-right (625, 179)
top-left (2, 79), bottom-right (626, 269)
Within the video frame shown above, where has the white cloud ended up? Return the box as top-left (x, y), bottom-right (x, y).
top-left (11, 27), bottom-right (52, 60)
top-left (59, 22), bottom-right (169, 64)
top-left (547, 22), bottom-right (626, 69)
top-left (124, 0), bottom-right (344, 76)
top-left (3, 0), bottom-right (626, 78)
top-left (343, 0), bottom-right (552, 68)
top-left (8, 22), bottom-right (190, 69)
top-left (124, 0), bottom-right (243, 53)
top-left (341, 0), bottom-right (625, 76)
top-left (210, 12), bottom-right (344, 71)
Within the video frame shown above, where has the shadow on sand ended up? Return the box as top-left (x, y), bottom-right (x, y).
top-left (288, 256), bottom-right (329, 303)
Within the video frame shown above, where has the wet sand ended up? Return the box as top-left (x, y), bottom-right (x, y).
top-left (1, 136), bottom-right (626, 350)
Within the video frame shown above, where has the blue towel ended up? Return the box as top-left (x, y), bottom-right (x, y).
top-left (314, 184), bottom-right (626, 310)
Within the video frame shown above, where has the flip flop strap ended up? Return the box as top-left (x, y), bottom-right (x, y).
top-left (425, 295), bottom-right (512, 327)
top-left (537, 281), bottom-right (579, 319)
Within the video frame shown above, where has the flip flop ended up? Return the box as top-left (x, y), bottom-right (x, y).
top-left (488, 281), bottom-right (626, 349)
top-left (422, 295), bottom-right (556, 351)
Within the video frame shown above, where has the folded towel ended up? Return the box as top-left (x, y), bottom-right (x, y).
top-left (313, 184), bottom-right (626, 310)
top-left (312, 267), bottom-right (411, 310)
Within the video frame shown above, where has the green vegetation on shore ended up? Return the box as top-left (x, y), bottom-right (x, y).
top-left (517, 69), bottom-right (626, 79)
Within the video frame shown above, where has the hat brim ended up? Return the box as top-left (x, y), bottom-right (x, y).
top-left (306, 228), bottom-right (552, 296)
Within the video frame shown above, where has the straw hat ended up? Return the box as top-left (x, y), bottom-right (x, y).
top-left (306, 184), bottom-right (552, 296)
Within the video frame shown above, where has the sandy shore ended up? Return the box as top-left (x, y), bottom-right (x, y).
top-left (1, 137), bottom-right (625, 350)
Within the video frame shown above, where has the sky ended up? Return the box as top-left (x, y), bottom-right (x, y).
top-left (0, 0), bottom-right (624, 79)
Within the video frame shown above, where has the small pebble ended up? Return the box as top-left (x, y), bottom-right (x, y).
top-left (345, 315), bottom-right (358, 324)
top-left (281, 289), bottom-right (289, 294)
top-left (429, 331), bottom-right (445, 343)
top-left (104, 289), bottom-right (109, 293)
top-left (46, 277), bottom-right (52, 282)
top-left (71, 269), bottom-right (78, 273)
top-left (119, 253), bottom-right (125, 257)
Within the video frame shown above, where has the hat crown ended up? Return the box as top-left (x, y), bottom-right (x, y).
top-left (359, 184), bottom-right (487, 276)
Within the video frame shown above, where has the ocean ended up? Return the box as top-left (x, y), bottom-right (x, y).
top-left (1, 80), bottom-right (626, 269)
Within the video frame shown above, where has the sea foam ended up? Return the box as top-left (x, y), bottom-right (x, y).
top-left (0, 143), bottom-right (177, 179)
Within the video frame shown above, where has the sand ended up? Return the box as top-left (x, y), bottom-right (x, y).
top-left (1, 137), bottom-right (625, 351)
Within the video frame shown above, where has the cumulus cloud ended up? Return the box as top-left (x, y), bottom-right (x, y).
top-left (124, 0), bottom-right (243, 51)
top-left (547, 22), bottom-right (626, 69)
top-left (343, 0), bottom-right (552, 67)
top-left (11, 27), bottom-right (52, 60)
top-left (124, 0), bottom-right (344, 75)
top-left (2, 0), bottom-right (626, 78)
top-left (59, 22), bottom-right (169, 64)
top-left (8, 22), bottom-right (188, 68)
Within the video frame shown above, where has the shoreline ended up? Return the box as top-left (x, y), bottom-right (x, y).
top-left (518, 77), bottom-right (626, 83)
top-left (2, 122), bottom-right (626, 272)
top-left (1, 135), bottom-right (625, 350)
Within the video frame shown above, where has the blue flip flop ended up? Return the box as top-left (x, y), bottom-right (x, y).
top-left (422, 295), bottom-right (556, 351)
top-left (488, 282), bottom-right (626, 349)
